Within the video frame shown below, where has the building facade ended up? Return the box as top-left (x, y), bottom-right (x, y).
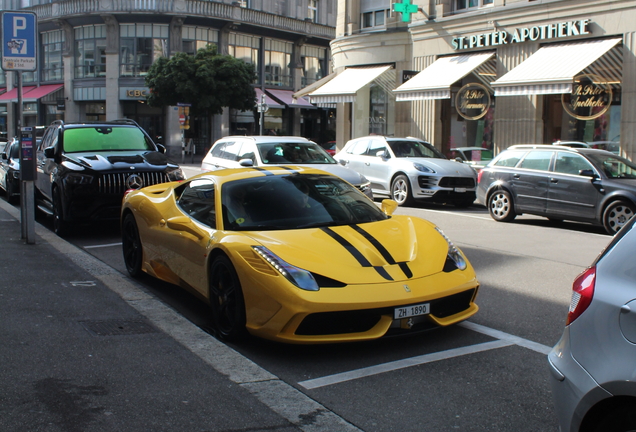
top-left (309, 0), bottom-right (635, 162)
top-left (0, 0), bottom-right (336, 155)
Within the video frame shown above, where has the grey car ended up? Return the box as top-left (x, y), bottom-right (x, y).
top-left (201, 136), bottom-right (373, 200)
top-left (336, 136), bottom-right (477, 207)
top-left (476, 144), bottom-right (636, 235)
top-left (548, 216), bottom-right (636, 432)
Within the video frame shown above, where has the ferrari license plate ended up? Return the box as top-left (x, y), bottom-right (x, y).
top-left (455, 187), bottom-right (467, 193)
top-left (394, 303), bottom-right (430, 319)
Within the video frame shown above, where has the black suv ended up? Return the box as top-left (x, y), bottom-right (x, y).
top-left (476, 144), bottom-right (636, 235)
top-left (36, 119), bottom-right (184, 235)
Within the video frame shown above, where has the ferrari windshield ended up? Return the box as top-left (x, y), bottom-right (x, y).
top-left (586, 153), bottom-right (636, 179)
top-left (62, 127), bottom-right (154, 153)
top-left (388, 140), bottom-right (446, 159)
top-left (222, 174), bottom-right (387, 231)
top-left (258, 142), bottom-right (336, 165)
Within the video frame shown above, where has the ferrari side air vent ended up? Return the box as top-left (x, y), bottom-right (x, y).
top-left (311, 273), bottom-right (346, 288)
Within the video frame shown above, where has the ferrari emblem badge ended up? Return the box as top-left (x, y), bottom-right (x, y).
top-left (403, 284), bottom-right (411, 292)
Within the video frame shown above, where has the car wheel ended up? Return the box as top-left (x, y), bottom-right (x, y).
top-left (391, 174), bottom-right (413, 206)
top-left (122, 213), bottom-right (144, 278)
top-left (488, 189), bottom-right (516, 222)
top-left (590, 402), bottom-right (636, 432)
top-left (603, 200), bottom-right (636, 235)
top-left (52, 188), bottom-right (68, 236)
top-left (209, 255), bottom-right (247, 342)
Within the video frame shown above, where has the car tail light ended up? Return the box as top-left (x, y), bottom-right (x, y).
top-left (566, 266), bottom-right (596, 325)
top-left (477, 169), bottom-right (484, 184)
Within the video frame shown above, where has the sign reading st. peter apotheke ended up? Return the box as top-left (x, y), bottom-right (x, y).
top-left (452, 19), bottom-right (591, 51)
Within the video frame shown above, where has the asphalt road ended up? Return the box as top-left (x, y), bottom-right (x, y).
top-left (29, 169), bottom-right (612, 432)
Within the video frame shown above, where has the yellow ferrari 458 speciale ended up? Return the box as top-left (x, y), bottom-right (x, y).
top-left (121, 166), bottom-right (479, 344)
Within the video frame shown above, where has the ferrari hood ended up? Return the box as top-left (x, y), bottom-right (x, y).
top-left (62, 151), bottom-right (171, 170)
top-left (243, 216), bottom-right (450, 285)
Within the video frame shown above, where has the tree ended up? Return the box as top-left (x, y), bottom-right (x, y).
top-left (145, 45), bottom-right (257, 115)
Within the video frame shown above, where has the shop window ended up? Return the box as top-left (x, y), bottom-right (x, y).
top-left (454, 0), bottom-right (493, 12)
top-left (42, 30), bottom-right (65, 82)
top-left (75, 25), bottom-right (106, 79)
top-left (120, 24), bottom-right (169, 77)
top-left (369, 84), bottom-right (388, 136)
top-left (182, 26), bottom-right (218, 55)
top-left (228, 33), bottom-right (260, 84)
top-left (301, 45), bottom-right (326, 87)
top-left (264, 39), bottom-right (293, 87)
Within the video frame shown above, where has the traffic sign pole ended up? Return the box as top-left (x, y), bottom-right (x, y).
top-left (2, 11), bottom-right (37, 244)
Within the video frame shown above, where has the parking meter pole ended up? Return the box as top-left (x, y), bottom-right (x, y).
top-left (19, 124), bottom-right (36, 244)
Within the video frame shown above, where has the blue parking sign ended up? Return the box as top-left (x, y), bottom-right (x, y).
top-left (1, 11), bottom-right (37, 71)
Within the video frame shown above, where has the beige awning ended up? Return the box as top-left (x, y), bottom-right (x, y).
top-left (293, 73), bottom-right (337, 100)
top-left (307, 65), bottom-right (393, 104)
top-left (393, 52), bottom-right (495, 101)
top-left (491, 38), bottom-right (622, 96)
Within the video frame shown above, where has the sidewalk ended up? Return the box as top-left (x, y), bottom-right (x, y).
top-left (0, 199), bottom-right (361, 432)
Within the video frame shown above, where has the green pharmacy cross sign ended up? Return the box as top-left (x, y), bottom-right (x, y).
top-left (393, 0), bottom-right (419, 23)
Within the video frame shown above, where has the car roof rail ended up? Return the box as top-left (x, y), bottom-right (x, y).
top-left (108, 118), bottom-right (141, 127)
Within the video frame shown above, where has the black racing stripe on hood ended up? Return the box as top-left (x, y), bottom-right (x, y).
top-left (251, 167), bottom-right (276, 176)
top-left (280, 166), bottom-right (299, 173)
top-left (351, 225), bottom-right (396, 264)
top-left (321, 227), bottom-right (394, 281)
top-left (398, 262), bottom-right (413, 279)
top-left (321, 227), bottom-right (371, 267)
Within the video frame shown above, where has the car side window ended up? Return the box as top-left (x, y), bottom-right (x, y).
top-left (349, 140), bottom-right (369, 155)
top-left (518, 151), bottom-right (553, 171)
top-left (493, 150), bottom-right (526, 167)
top-left (367, 140), bottom-right (387, 157)
top-left (211, 142), bottom-right (226, 158)
top-left (554, 152), bottom-right (594, 175)
top-left (222, 141), bottom-right (243, 161)
top-left (176, 178), bottom-right (216, 228)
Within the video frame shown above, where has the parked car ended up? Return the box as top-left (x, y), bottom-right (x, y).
top-left (36, 119), bottom-right (184, 236)
top-left (320, 140), bottom-right (337, 156)
top-left (449, 146), bottom-right (493, 171)
top-left (589, 141), bottom-right (621, 154)
top-left (201, 135), bottom-right (372, 199)
top-left (336, 136), bottom-right (478, 207)
top-left (0, 138), bottom-right (20, 204)
top-left (476, 144), bottom-right (636, 235)
top-left (121, 166), bottom-right (479, 343)
top-left (548, 215), bottom-right (636, 432)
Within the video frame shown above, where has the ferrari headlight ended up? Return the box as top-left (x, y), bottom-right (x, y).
top-left (252, 246), bottom-right (319, 291)
top-left (435, 227), bottom-right (467, 271)
top-left (413, 163), bottom-right (435, 173)
top-left (166, 167), bottom-right (185, 181)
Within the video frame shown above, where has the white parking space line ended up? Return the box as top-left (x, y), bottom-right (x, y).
top-left (459, 321), bottom-right (552, 355)
top-left (84, 242), bottom-right (122, 249)
top-left (298, 339), bottom-right (514, 390)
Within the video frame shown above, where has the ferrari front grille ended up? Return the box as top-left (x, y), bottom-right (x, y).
top-left (98, 172), bottom-right (169, 194)
top-left (295, 288), bottom-right (477, 336)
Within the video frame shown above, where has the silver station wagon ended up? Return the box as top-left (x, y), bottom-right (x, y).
top-left (476, 144), bottom-right (636, 235)
top-left (335, 136), bottom-right (478, 207)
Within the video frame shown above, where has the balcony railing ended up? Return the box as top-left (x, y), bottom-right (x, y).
top-left (20, 0), bottom-right (334, 40)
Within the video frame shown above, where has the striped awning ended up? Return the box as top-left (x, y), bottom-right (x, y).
top-left (393, 52), bottom-right (495, 101)
top-left (308, 65), bottom-right (394, 104)
top-left (491, 38), bottom-right (622, 96)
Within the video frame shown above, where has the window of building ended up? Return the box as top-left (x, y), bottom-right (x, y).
top-left (301, 45), bottom-right (326, 87)
top-left (454, 0), bottom-right (493, 12)
top-left (264, 39), bottom-right (293, 87)
top-left (233, 0), bottom-right (250, 7)
top-left (308, 0), bottom-right (318, 23)
top-left (182, 26), bottom-right (218, 55)
top-left (361, 10), bottom-right (389, 29)
top-left (120, 24), bottom-right (169, 77)
top-left (74, 25), bottom-right (106, 79)
top-left (228, 33), bottom-right (260, 83)
top-left (42, 30), bottom-right (65, 82)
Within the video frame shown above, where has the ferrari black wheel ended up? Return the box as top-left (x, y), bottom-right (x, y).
top-left (52, 188), bottom-right (68, 236)
top-left (122, 213), bottom-right (143, 278)
top-left (209, 255), bottom-right (247, 342)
